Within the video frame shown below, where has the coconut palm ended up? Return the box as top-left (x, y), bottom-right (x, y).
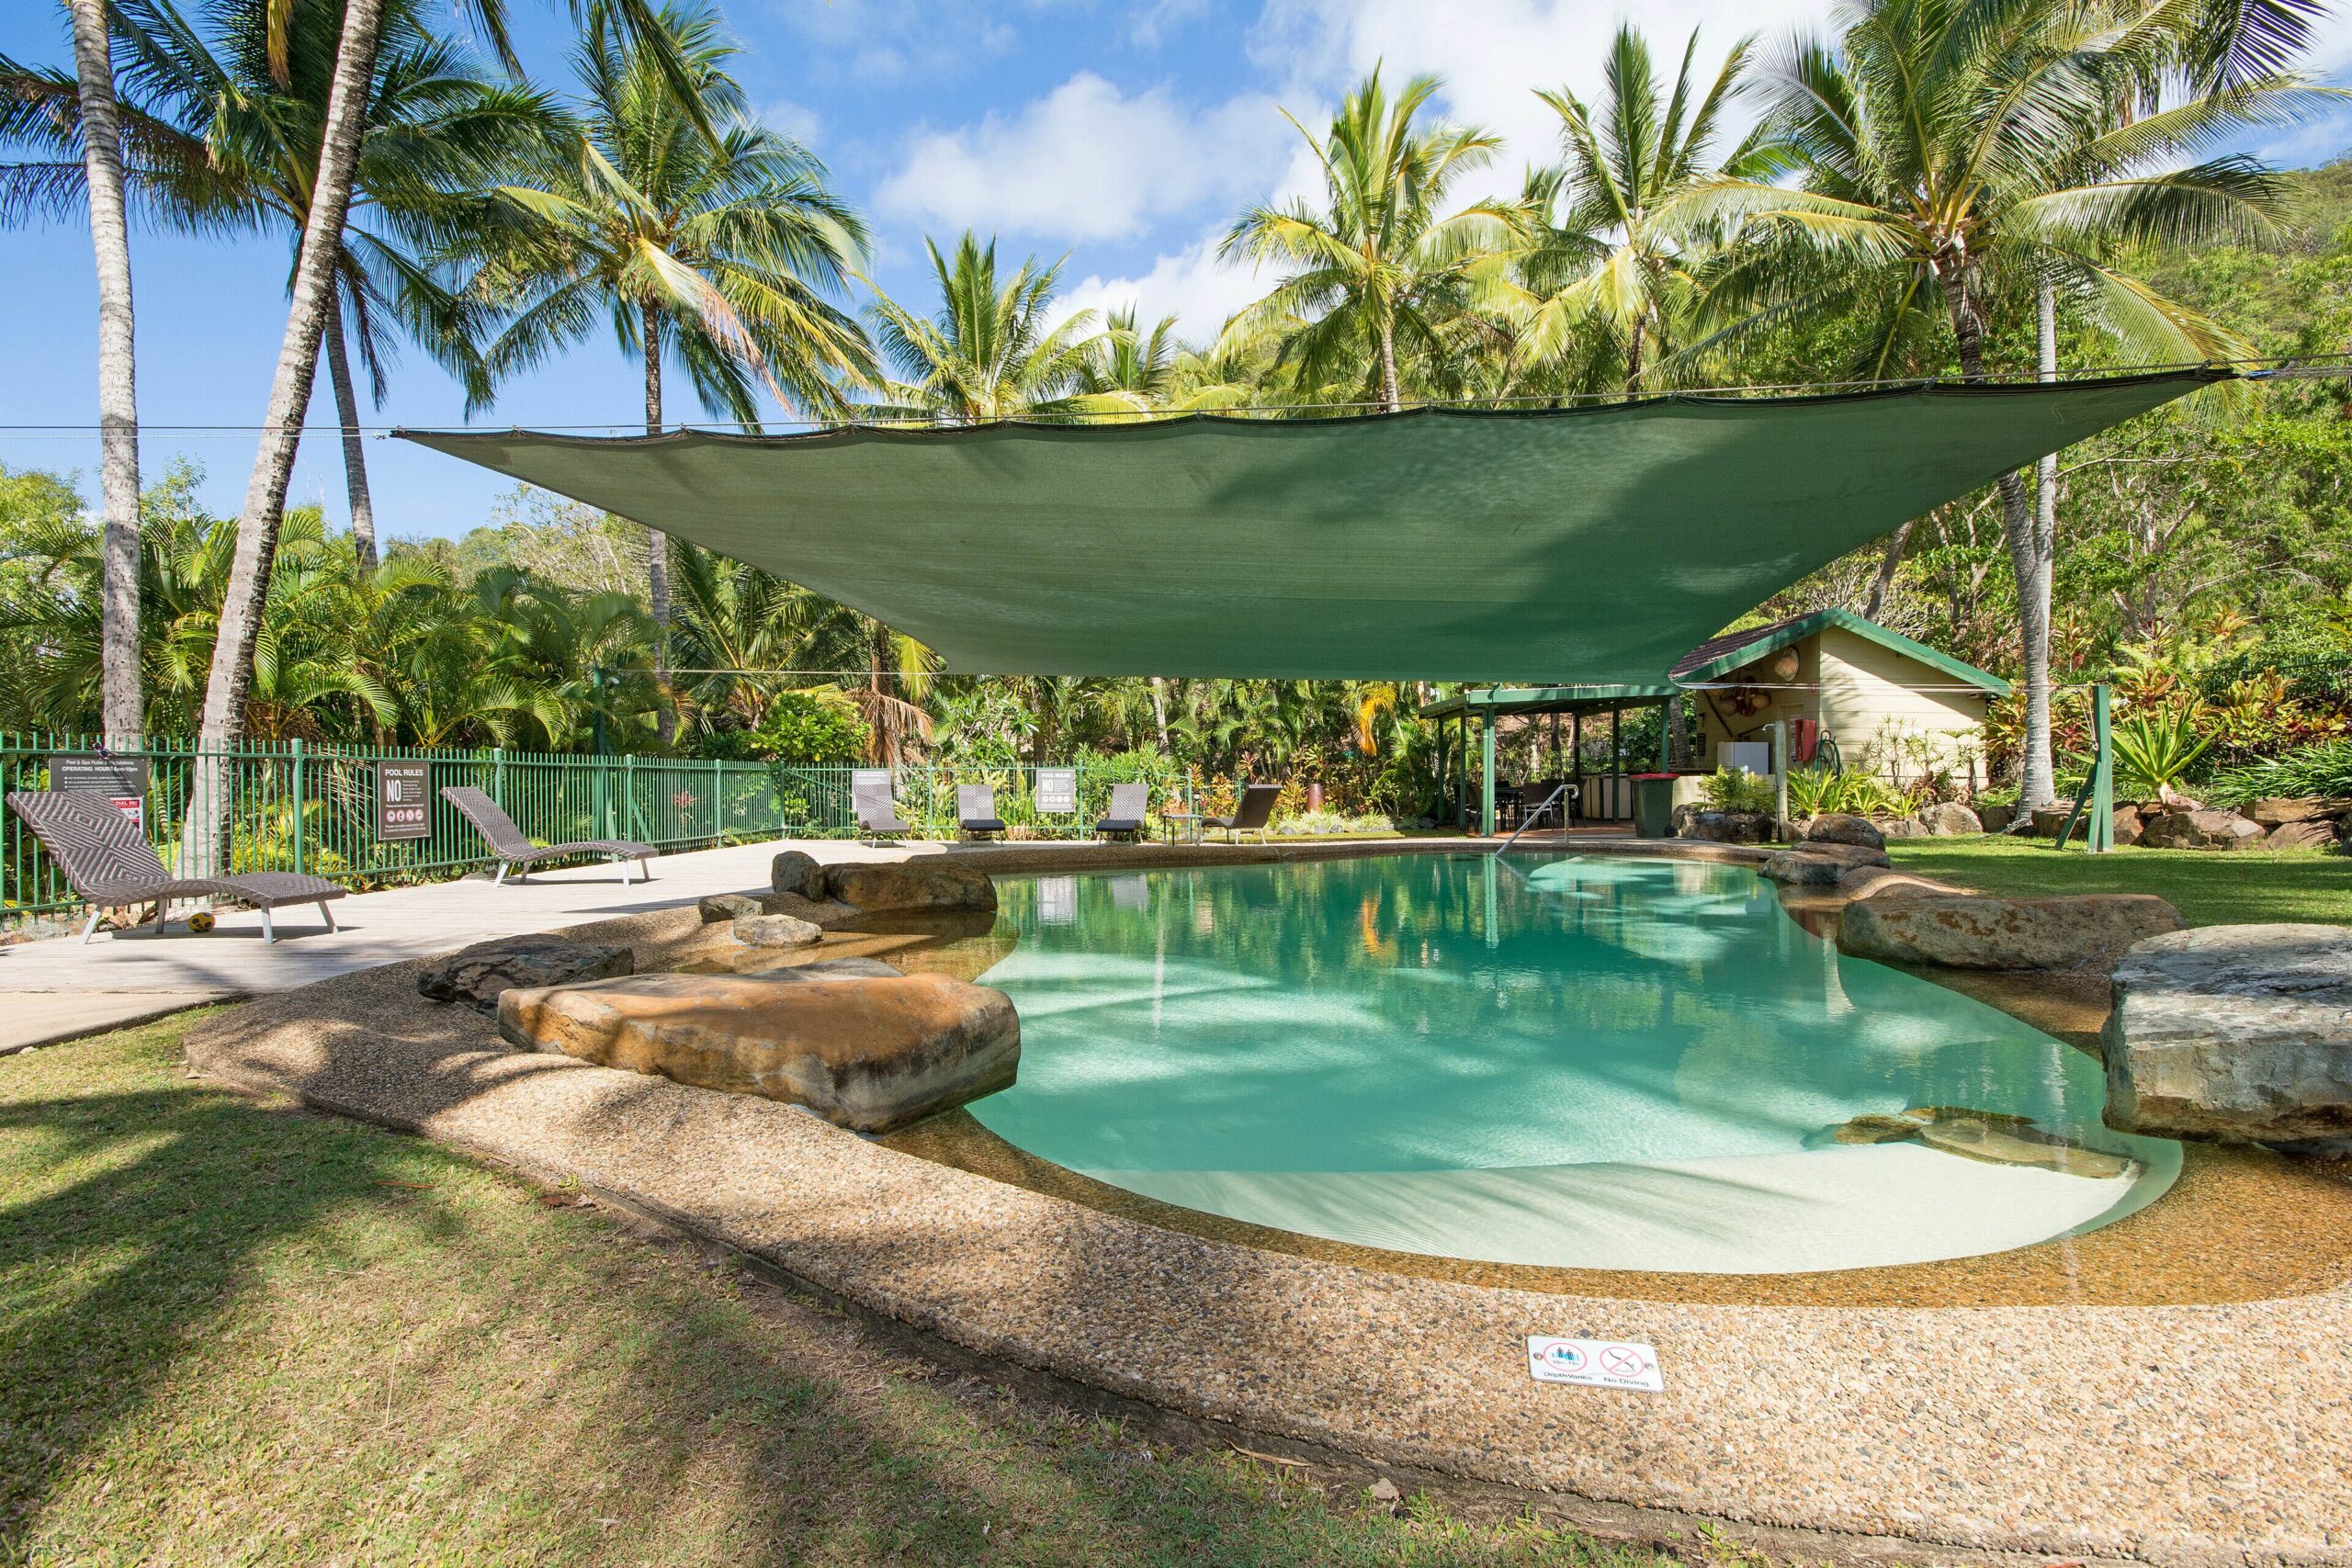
top-left (1221, 69), bottom-right (1520, 413)
top-left (1510, 25), bottom-right (1772, 394)
top-left (866, 232), bottom-right (1143, 422)
top-left (470, 0), bottom-right (874, 731)
top-left (1690, 0), bottom-right (2328, 807)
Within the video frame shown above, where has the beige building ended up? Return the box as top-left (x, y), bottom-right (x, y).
top-left (1672, 609), bottom-right (2006, 789)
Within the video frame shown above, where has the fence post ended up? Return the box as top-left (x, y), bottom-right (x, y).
top-left (290, 739), bottom-right (307, 877)
top-left (490, 746), bottom-right (505, 809)
top-left (620, 752), bottom-right (635, 842)
top-left (712, 755), bottom-right (723, 844)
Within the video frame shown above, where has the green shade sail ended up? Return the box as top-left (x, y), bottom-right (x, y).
top-left (400, 370), bottom-right (2220, 683)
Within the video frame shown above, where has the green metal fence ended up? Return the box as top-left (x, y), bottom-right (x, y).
top-left (0, 733), bottom-right (1188, 933)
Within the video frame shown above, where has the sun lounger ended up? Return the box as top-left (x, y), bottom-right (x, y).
top-left (6, 788), bottom-right (345, 943)
top-left (1205, 783), bottom-right (1281, 843)
top-left (957, 784), bottom-right (1006, 840)
top-left (441, 784), bottom-right (653, 885)
top-left (1093, 782), bottom-right (1149, 841)
top-left (852, 769), bottom-right (911, 840)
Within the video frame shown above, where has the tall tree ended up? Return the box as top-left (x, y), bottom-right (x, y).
top-left (1513, 25), bottom-right (1768, 394)
top-left (473, 0), bottom-right (874, 736)
top-left (867, 232), bottom-right (1135, 422)
top-left (1693, 0), bottom-right (2324, 807)
top-left (1221, 68), bottom-right (1517, 413)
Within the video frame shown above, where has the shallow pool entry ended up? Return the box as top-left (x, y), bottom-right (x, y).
top-left (967, 854), bottom-right (2179, 1274)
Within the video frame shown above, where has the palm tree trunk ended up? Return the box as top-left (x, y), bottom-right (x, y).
top-left (867, 621), bottom-right (895, 764)
top-left (1377, 319), bottom-right (1401, 413)
top-left (66, 0), bottom-right (141, 749)
top-left (1150, 676), bottom-right (1170, 750)
top-left (323, 283), bottom-right (378, 570)
top-left (1862, 516), bottom-right (1917, 621)
top-left (186, 0), bottom-right (384, 876)
top-left (641, 300), bottom-right (675, 743)
top-left (1939, 263), bottom-right (2054, 811)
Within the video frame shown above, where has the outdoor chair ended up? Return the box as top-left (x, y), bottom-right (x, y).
top-left (6, 789), bottom-right (345, 943)
top-left (852, 769), bottom-right (911, 840)
top-left (1205, 783), bottom-right (1282, 843)
top-left (441, 784), bottom-right (653, 885)
top-left (957, 784), bottom-right (1006, 840)
top-left (1093, 782), bottom-right (1149, 841)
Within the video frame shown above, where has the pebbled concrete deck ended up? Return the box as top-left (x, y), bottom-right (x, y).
top-left (171, 841), bottom-right (2352, 1567)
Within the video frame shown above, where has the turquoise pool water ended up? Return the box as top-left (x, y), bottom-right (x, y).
top-left (967, 853), bottom-right (2180, 1274)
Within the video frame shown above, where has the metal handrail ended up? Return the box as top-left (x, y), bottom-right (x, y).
top-left (1492, 783), bottom-right (1576, 855)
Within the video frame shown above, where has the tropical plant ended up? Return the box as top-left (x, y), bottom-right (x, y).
top-left (2205, 738), bottom-right (2352, 807)
top-left (702, 686), bottom-right (866, 766)
top-left (1221, 67), bottom-right (1519, 412)
top-left (2095, 702), bottom-right (2217, 802)
top-left (1699, 766), bottom-right (1777, 814)
top-left (469, 0), bottom-right (875, 692)
top-left (1509, 24), bottom-right (1770, 393)
top-left (1785, 765), bottom-right (1905, 818)
top-left (867, 232), bottom-right (1132, 422)
top-left (1695, 0), bottom-right (2327, 812)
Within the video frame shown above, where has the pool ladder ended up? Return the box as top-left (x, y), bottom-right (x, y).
top-left (1491, 783), bottom-right (1577, 856)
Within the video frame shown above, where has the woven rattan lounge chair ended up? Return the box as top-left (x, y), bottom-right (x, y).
top-left (956, 784), bottom-right (1006, 840)
top-left (441, 785), bottom-right (653, 885)
top-left (6, 789), bottom-right (345, 943)
top-left (852, 770), bottom-right (910, 841)
top-left (1093, 782), bottom-right (1149, 841)
top-left (1205, 783), bottom-right (1281, 843)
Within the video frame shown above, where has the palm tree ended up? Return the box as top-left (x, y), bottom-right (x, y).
top-left (866, 232), bottom-right (1139, 422)
top-left (471, 0), bottom-right (875, 734)
top-left (1693, 0), bottom-right (2324, 807)
top-left (1220, 68), bottom-right (1519, 413)
top-left (7, 0), bottom-right (557, 571)
top-left (1511, 25), bottom-right (1769, 394)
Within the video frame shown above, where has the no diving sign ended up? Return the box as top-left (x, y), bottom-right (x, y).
top-left (1527, 1337), bottom-right (1664, 1393)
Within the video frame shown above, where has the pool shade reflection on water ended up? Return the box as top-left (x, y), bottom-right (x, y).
top-left (966, 854), bottom-right (2178, 1275)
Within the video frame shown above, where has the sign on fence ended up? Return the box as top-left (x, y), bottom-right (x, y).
top-left (377, 761), bottom-right (431, 840)
top-left (49, 752), bottom-right (148, 827)
top-left (1035, 767), bottom-right (1077, 814)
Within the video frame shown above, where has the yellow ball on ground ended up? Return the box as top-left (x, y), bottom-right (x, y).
top-left (187, 911), bottom-right (216, 933)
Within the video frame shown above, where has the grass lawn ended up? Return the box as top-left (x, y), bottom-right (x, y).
top-left (1883, 837), bottom-right (2352, 928)
top-left (1, 1016), bottom-right (1692, 1568)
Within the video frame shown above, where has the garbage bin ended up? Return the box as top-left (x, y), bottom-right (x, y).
top-left (1631, 773), bottom-right (1678, 839)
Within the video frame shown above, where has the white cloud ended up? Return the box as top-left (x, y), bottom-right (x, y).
top-left (760, 97), bottom-right (824, 145)
top-left (1058, 226), bottom-right (1272, 343)
top-left (875, 73), bottom-right (1288, 242)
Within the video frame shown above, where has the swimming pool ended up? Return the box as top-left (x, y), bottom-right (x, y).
top-left (967, 852), bottom-right (2179, 1274)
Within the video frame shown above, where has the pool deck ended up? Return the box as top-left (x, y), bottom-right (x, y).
top-left (155, 837), bottom-right (2352, 1566)
top-left (0, 829), bottom-right (1626, 1055)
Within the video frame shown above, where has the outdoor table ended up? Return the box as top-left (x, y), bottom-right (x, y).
top-left (1160, 812), bottom-right (1204, 845)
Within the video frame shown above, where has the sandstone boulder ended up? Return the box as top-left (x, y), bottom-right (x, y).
top-left (1837, 893), bottom-right (2185, 972)
top-left (1761, 850), bottom-right (1847, 886)
top-left (765, 890), bottom-right (864, 929)
top-left (1873, 816), bottom-right (1929, 840)
top-left (698, 891), bottom-right (766, 923)
top-left (2249, 796), bottom-right (2342, 828)
top-left (2029, 807), bottom-right (2075, 840)
top-left (2139, 808), bottom-right (2265, 852)
top-left (499, 969), bottom-right (1019, 1133)
top-left (1916, 801), bottom-right (1983, 837)
top-left (1979, 803), bottom-right (2017, 833)
top-left (770, 850), bottom-right (827, 898)
top-left (1807, 813), bottom-right (1885, 851)
top-left (417, 935), bottom-right (635, 1015)
top-left (2104, 924), bottom-right (2352, 1144)
top-left (732, 912), bottom-right (823, 948)
top-left (2111, 804), bottom-right (2144, 847)
top-left (2264, 818), bottom-right (2338, 852)
top-left (1679, 808), bottom-right (1776, 844)
top-left (827, 861), bottom-right (997, 914)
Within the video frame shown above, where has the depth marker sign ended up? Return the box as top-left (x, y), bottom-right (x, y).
top-left (1527, 1337), bottom-right (1664, 1393)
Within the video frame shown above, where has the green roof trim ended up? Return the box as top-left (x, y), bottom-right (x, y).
top-left (400, 370), bottom-right (2215, 683)
top-left (1416, 683), bottom-right (1679, 720)
top-left (1675, 608), bottom-right (2010, 697)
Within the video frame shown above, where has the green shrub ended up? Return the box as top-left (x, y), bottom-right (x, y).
top-left (1786, 766), bottom-right (1905, 818)
top-left (2085, 704), bottom-right (2214, 801)
top-left (2206, 739), bottom-right (2352, 807)
top-left (1699, 767), bottom-right (1777, 815)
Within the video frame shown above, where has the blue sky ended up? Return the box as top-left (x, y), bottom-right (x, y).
top-left (5, 0), bottom-right (2350, 542)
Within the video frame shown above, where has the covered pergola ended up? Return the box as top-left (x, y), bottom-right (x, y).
top-left (1415, 683), bottom-right (1680, 835)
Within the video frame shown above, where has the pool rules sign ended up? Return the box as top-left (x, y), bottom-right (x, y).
top-left (377, 761), bottom-right (431, 841)
top-left (1527, 1337), bottom-right (1664, 1393)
